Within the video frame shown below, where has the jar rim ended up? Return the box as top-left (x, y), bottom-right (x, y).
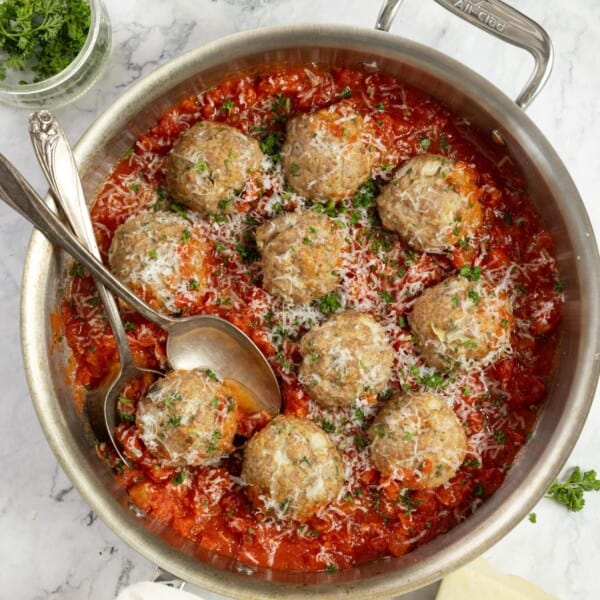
top-left (0, 0), bottom-right (107, 98)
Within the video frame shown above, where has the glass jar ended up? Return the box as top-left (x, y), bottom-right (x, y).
top-left (0, 0), bottom-right (111, 109)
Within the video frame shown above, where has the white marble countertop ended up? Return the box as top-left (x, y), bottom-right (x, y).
top-left (0, 1), bottom-right (598, 598)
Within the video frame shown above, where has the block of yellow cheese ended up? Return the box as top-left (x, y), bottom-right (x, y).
top-left (436, 557), bottom-right (557, 600)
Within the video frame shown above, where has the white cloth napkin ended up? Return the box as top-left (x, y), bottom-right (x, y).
top-left (116, 582), bottom-right (207, 600)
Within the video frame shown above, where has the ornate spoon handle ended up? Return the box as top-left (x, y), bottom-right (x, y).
top-left (29, 110), bottom-right (135, 366)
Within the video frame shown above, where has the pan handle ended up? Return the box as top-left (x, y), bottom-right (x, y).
top-left (375, 0), bottom-right (553, 111)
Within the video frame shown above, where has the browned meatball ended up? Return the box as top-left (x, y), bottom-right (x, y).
top-left (298, 311), bottom-right (394, 407)
top-left (136, 369), bottom-right (239, 467)
top-left (376, 154), bottom-right (483, 253)
top-left (242, 415), bottom-right (345, 521)
top-left (255, 210), bottom-right (344, 304)
top-left (108, 210), bottom-right (208, 314)
top-left (280, 100), bottom-right (377, 201)
top-left (408, 274), bottom-right (513, 371)
top-left (165, 121), bottom-right (264, 215)
top-left (368, 392), bottom-right (467, 488)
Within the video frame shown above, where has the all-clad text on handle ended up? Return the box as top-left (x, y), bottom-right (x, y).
top-left (375, 0), bottom-right (553, 110)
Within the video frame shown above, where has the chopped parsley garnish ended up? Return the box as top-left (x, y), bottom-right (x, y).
top-left (168, 414), bottom-right (182, 427)
top-left (545, 467), bottom-right (600, 512)
top-left (169, 202), bottom-right (189, 218)
top-left (316, 292), bottom-right (342, 314)
top-left (379, 290), bottom-right (394, 304)
top-left (235, 238), bottom-right (260, 264)
top-left (123, 321), bottom-right (135, 332)
top-left (290, 162), bottom-right (300, 175)
top-left (419, 136), bottom-right (431, 150)
top-left (473, 483), bottom-right (485, 497)
top-left (204, 369), bottom-right (219, 381)
top-left (317, 418), bottom-right (335, 434)
top-left (69, 264), bottom-right (85, 277)
top-left (118, 411), bottom-right (135, 423)
top-left (314, 198), bottom-right (342, 217)
top-left (352, 179), bottom-right (377, 208)
top-left (397, 490), bottom-right (423, 513)
top-left (439, 133), bottom-right (450, 151)
top-left (271, 93), bottom-right (291, 117)
top-left (217, 198), bottom-right (231, 212)
top-left (171, 472), bottom-right (186, 485)
top-left (0, 0), bottom-right (91, 83)
top-left (221, 99), bottom-right (235, 114)
top-left (418, 371), bottom-right (447, 388)
top-left (467, 290), bottom-right (481, 304)
top-left (528, 512), bottom-right (537, 523)
top-left (338, 86), bottom-right (353, 98)
top-left (354, 435), bottom-right (368, 449)
top-left (459, 236), bottom-right (471, 250)
top-left (372, 423), bottom-right (385, 438)
top-left (494, 430), bottom-right (506, 443)
top-left (554, 280), bottom-right (566, 292)
top-left (459, 265), bottom-right (482, 281)
top-left (259, 131), bottom-right (284, 161)
top-left (378, 388), bottom-right (394, 402)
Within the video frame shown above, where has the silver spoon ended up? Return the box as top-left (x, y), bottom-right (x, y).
top-left (0, 153), bottom-right (281, 434)
top-left (29, 111), bottom-right (162, 465)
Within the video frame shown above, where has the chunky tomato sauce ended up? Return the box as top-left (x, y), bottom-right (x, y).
top-left (61, 65), bottom-right (562, 572)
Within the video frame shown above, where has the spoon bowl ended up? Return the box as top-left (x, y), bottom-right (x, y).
top-left (166, 315), bottom-right (280, 415)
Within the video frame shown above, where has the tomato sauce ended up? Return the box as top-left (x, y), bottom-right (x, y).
top-left (60, 65), bottom-right (563, 572)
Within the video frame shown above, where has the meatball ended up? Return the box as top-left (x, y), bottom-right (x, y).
top-left (136, 369), bottom-right (239, 467)
top-left (242, 415), bottom-right (345, 521)
top-left (376, 154), bottom-right (483, 252)
top-left (108, 210), bottom-right (207, 314)
top-left (408, 274), bottom-right (513, 371)
top-left (298, 311), bottom-right (394, 407)
top-left (368, 392), bottom-right (467, 488)
top-left (255, 210), bottom-right (344, 304)
top-left (280, 100), bottom-right (377, 201)
top-left (165, 121), bottom-right (264, 215)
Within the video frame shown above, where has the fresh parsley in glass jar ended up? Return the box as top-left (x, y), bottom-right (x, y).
top-left (0, 0), bottom-right (111, 108)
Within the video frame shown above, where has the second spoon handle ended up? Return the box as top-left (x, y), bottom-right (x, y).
top-left (0, 152), bottom-right (173, 329)
top-left (29, 111), bottom-right (135, 366)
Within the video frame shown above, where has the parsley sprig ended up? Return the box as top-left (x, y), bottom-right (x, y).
top-left (0, 0), bottom-right (91, 83)
top-left (545, 467), bottom-right (600, 512)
